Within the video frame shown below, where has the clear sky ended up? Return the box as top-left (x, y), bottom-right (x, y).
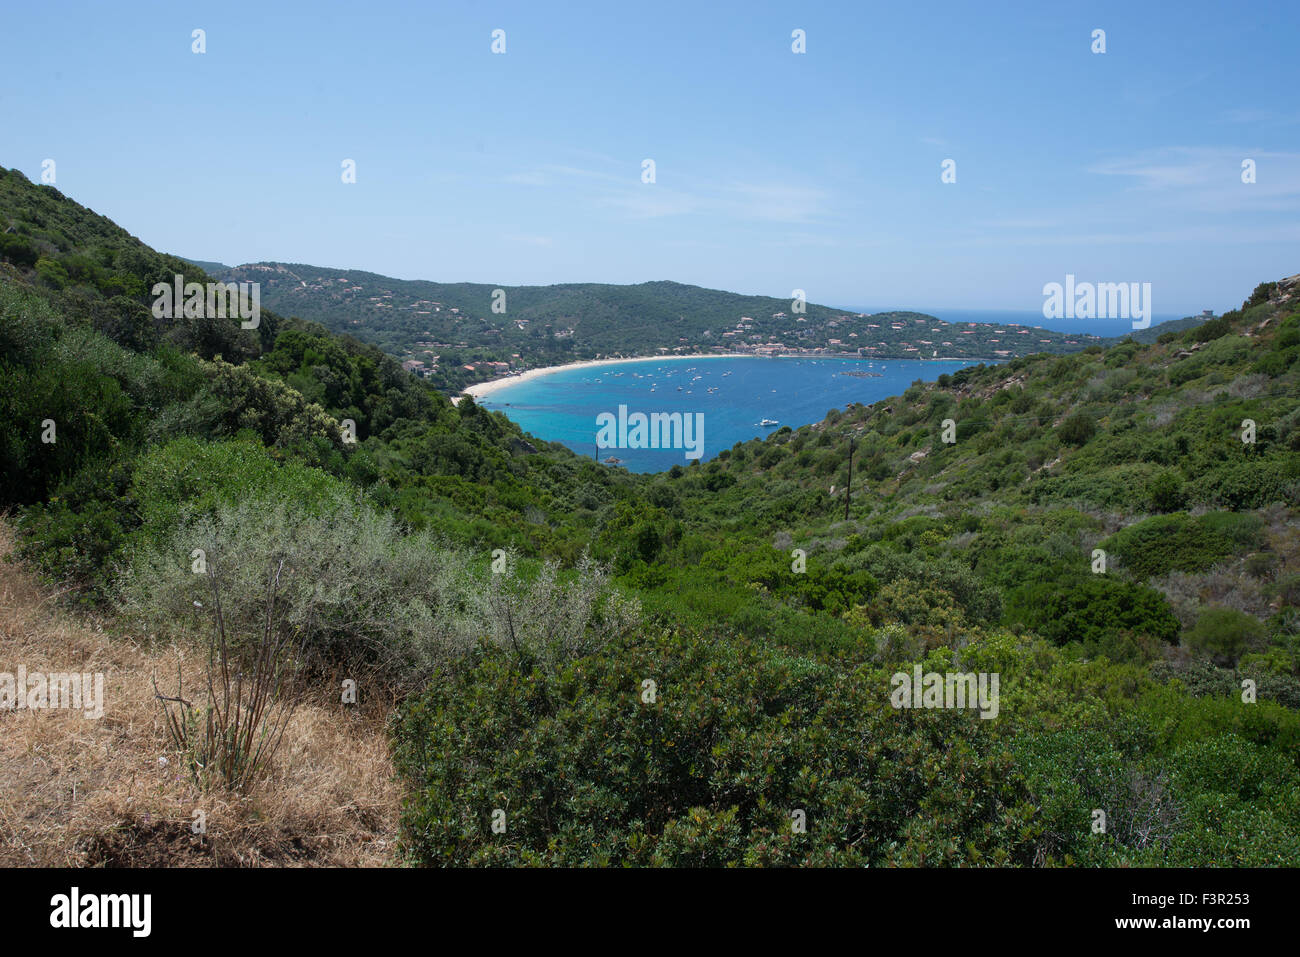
top-left (3, 0), bottom-right (1298, 314)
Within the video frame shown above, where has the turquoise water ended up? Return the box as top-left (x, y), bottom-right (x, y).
top-left (478, 355), bottom-right (983, 473)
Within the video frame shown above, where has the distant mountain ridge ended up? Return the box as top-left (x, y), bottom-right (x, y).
top-left (181, 258), bottom-right (231, 276)
top-left (185, 257), bottom-right (1214, 355)
top-left (202, 260), bottom-right (1106, 392)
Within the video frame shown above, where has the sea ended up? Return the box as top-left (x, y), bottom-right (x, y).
top-left (477, 355), bottom-right (983, 474)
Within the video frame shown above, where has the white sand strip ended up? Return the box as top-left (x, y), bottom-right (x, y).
top-left (461, 354), bottom-right (753, 400)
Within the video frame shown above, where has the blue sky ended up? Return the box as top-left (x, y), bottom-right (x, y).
top-left (3, 0), bottom-right (1298, 314)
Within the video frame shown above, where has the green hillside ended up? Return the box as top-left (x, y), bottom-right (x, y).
top-left (1104, 312), bottom-right (1216, 345)
top-left (4, 165), bottom-right (1300, 868)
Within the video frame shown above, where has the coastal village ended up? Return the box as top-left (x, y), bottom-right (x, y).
top-left (438, 308), bottom-right (1090, 389)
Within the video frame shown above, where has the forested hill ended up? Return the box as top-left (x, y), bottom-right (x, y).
top-left (203, 260), bottom-right (1105, 392)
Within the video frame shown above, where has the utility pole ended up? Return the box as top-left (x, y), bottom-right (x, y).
top-left (844, 438), bottom-right (855, 522)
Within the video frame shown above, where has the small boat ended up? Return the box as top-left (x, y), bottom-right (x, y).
top-left (603, 456), bottom-right (622, 465)
top-left (761, 418), bottom-right (779, 427)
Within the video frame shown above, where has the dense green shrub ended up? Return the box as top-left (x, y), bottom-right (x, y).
top-left (1186, 607), bottom-right (1268, 666)
top-left (1243, 283), bottom-right (1277, 310)
top-left (1147, 471), bottom-right (1186, 513)
top-left (1004, 575), bottom-right (1180, 651)
top-left (1188, 455), bottom-right (1300, 509)
top-left (392, 632), bottom-right (1038, 866)
top-left (0, 281), bottom-right (206, 506)
top-left (1189, 315), bottom-right (1232, 342)
top-left (0, 232), bottom-right (40, 267)
top-left (128, 437), bottom-right (344, 547)
top-left (1057, 412), bottom-right (1096, 446)
top-left (16, 455), bottom-right (138, 596)
top-left (1149, 660), bottom-right (1300, 708)
top-left (1102, 512), bottom-right (1262, 579)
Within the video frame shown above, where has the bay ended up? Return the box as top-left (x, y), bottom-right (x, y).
top-left (477, 355), bottom-right (985, 473)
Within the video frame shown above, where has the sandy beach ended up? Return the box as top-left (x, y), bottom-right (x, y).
top-left (457, 351), bottom-right (985, 403)
top-left (461, 354), bottom-right (753, 401)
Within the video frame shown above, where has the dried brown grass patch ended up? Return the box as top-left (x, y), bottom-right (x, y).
top-left (0, 521), bottom-right (400, 867)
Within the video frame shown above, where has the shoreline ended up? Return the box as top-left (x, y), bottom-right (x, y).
top-left (461, 354), bottom-right (751, 401)
top-left (460, 353), bottom-right (986, 401)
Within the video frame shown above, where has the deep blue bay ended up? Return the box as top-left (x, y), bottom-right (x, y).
top-left (475, 355), bottom-right (985, 473)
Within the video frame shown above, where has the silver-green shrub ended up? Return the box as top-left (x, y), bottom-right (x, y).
top-left (118, 491), bottom-right (639, 686)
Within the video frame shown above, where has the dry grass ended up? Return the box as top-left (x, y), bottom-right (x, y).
top-left (0, 522), bottom-right (400, 867)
